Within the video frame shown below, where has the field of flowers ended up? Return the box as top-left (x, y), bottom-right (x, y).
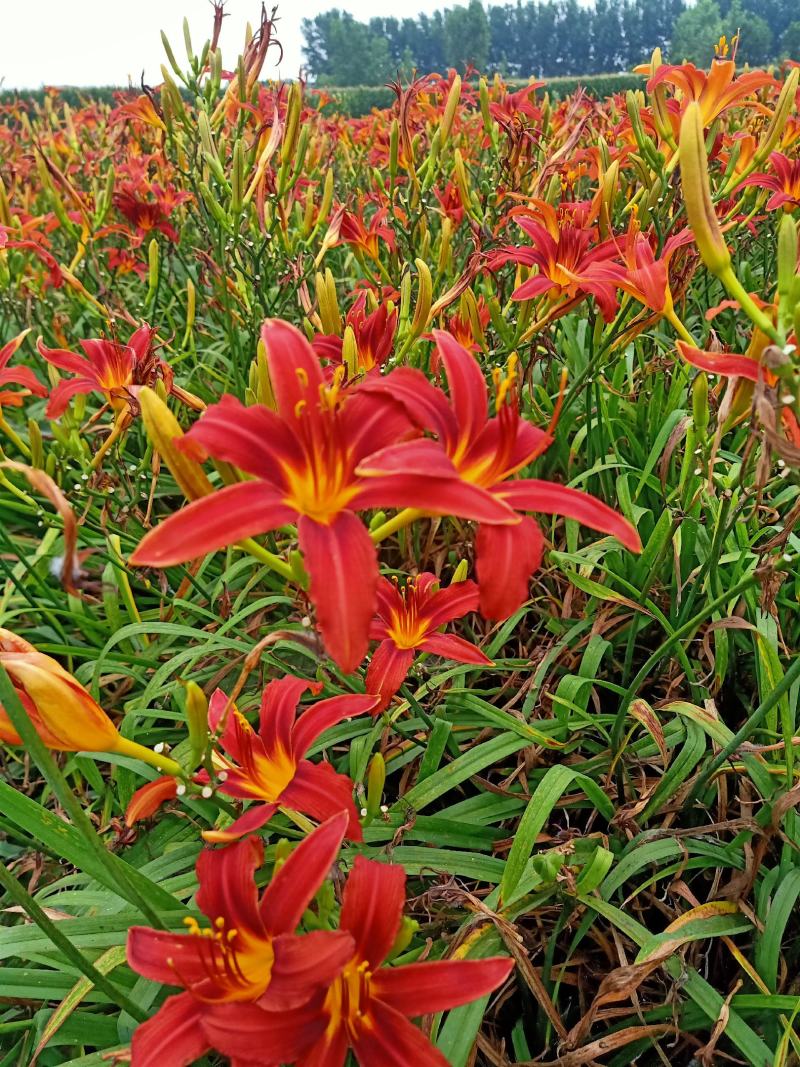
top-left (1, 8), bottom-right (800, 1066)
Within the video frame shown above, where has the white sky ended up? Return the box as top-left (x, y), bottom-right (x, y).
top-left (1, 0), bottom-right (489, 89)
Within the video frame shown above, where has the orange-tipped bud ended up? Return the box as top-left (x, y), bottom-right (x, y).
top-left (679, 102), bottom-right (730, 277)
top-left (0, 628), bottom-right (120, 752)
top-left (0, 628), bottom-right (184, 774)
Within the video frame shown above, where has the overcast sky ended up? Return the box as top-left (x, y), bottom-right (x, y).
top-left (2, 0), bottom-right (488, 89)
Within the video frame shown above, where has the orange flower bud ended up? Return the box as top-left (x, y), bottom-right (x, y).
top-left (0, 629), bottom-right (119, 751)
top-left (0, 628), bottom-right (182, 775)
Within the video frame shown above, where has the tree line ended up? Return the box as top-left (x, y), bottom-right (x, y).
top-left (301, 0), bottom-right (800, 85)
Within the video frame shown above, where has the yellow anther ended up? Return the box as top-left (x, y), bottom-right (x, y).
top-left (294, 398), bottom-right (307, 418)
top-left (215, 917), bottom-right (225, 929)
top-left (227, 928), bottom-right (239, 942)
top-left (296, 367), bottom-right (309, 388)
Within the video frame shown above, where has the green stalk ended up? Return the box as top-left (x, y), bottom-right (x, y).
top-left (0, 663), bottom-right (166, 928)
top-left (0, 860), bottom-right (147, 1022)
top-left (687, 651), bottom-right (800, 807)
top-left (370, 507), bottom-right (423, 544)
top-left (611, 570), bottom-right (761, 753)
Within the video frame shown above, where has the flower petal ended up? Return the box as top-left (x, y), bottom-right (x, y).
top-left (130, 992), bottom-right (210, 1067)
top-left (261, 319), bottom-right (325, 421)
top-left (476, 516), bottom-right (544, 620)
top-left (420, 579), bottom-right (480, 629)
top-left (179, 394), bottom-right (301, 482)
top-left (125, 775), bottom-right (179, 826)
top-left (676, 340), bottom-right (765, 382)
top-left (280, 760), bottom-right (363, 841)
top-left (499, 479), bottom-right (641, 552)
top-left (297, 1023), bottom-right (349, 1067)
top-left (36, 339), bottom-right (92, 376)
top-left (201, 997), bottom-right (329, 1065)
top-left (45, 377), bottom-right (97, 418)
top-left (421, 632), bottom-right (492, 666)
top-left (259, 675), bottom-right (321, 758)
top-left (298, 512), bottom-right (378, 674)
top-left (340, 855), bottom-right (405, 969)
top-left (201, 802), bottom-right (278, 844)
top-left (127, 926), bottom-right (215, 988)
top-left (259, 811), bottom-right (349, 935)
top-left (195, 835), bottom-right (266, 941)
top-left (291, 693), bottom-right (379, 759)
top-left (432, 329), bottom-right (488, 450)
top-left (356, 472), bottom-right (519, 525)
top-left (131, 481), bottom-right (295, 567)
top-left (364, 640), bottom-right (415, 709)
top-left (356, 438), bottom-right (459, 478)
top-left (351, 1000), bottom-right (450, 1066)
top-left (372, 956), bottom-right (514, 1016)
top-left (260, 930), bottom-right (355, 1010)
top-left (512, 275), bottom-right (555, 301)
top-left (359, 366), bottom-right (459, 443)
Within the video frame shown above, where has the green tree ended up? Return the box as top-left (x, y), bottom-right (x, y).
top-left (670, 0), bottom-right (724, 64)
top-left (592, 0), bottom-right (626, 72)
top-left (782, 20), bottom-right (800, 59)
top-left (444, 0), bottom-right (491, 70)
top-left (302, 11), bottom-right (393, 85)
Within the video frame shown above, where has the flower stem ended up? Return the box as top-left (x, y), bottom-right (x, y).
top-left (718, 265), bottom-right (782, 345)
top-left (370, 508), bottom-right (423, 544)
top-left (90, 411), bottom-right (127, 471)
top-left (666, 307), bottom-right (697, 345)
top-left (112, 736), bottom-right (185, 778)
top-left (238, 537), bottom-right (295, 581)
top-left (0, 415), bottom-right (30, 457)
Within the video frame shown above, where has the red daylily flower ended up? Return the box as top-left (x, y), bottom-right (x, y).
top-left (127, 813), bottom-right (354, 1067)
top-left (647, 56), bottom-right (775, 126)
top-left (37, 323), bottom-right (174, 418)
top-left (337, 205), bottom-right (396, 261)
top-left (433, 296), bottom-right (490, 355)
top-left (433, 180), bottom-right (465, 226)
top-left (582, 223), bottom-right (695, 314)
top-left (489, 82), bottom-right (545, 130)
top-left (131, 319), bottom-right (516, 671)
top-left (359, 331), bottom-right (641, 619)
top-left (489, 201), bottom-right (619, 320)
top-left (0, 330), bottom-right (47, 411)
top-left (366, 573), bottom-right (491, 709)
top-left (740, 152), bottom-right (800, 211)
top-left (313, 291), bottom-right (398, 375)
top-left (202, 854), bottom-right (515, 1067)
top-left (202, 677), bottom-right (376, 843)
top-left (114, 181), bottom-right (190, 242)
top-left (126, 677), bottom-right (377, 841)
